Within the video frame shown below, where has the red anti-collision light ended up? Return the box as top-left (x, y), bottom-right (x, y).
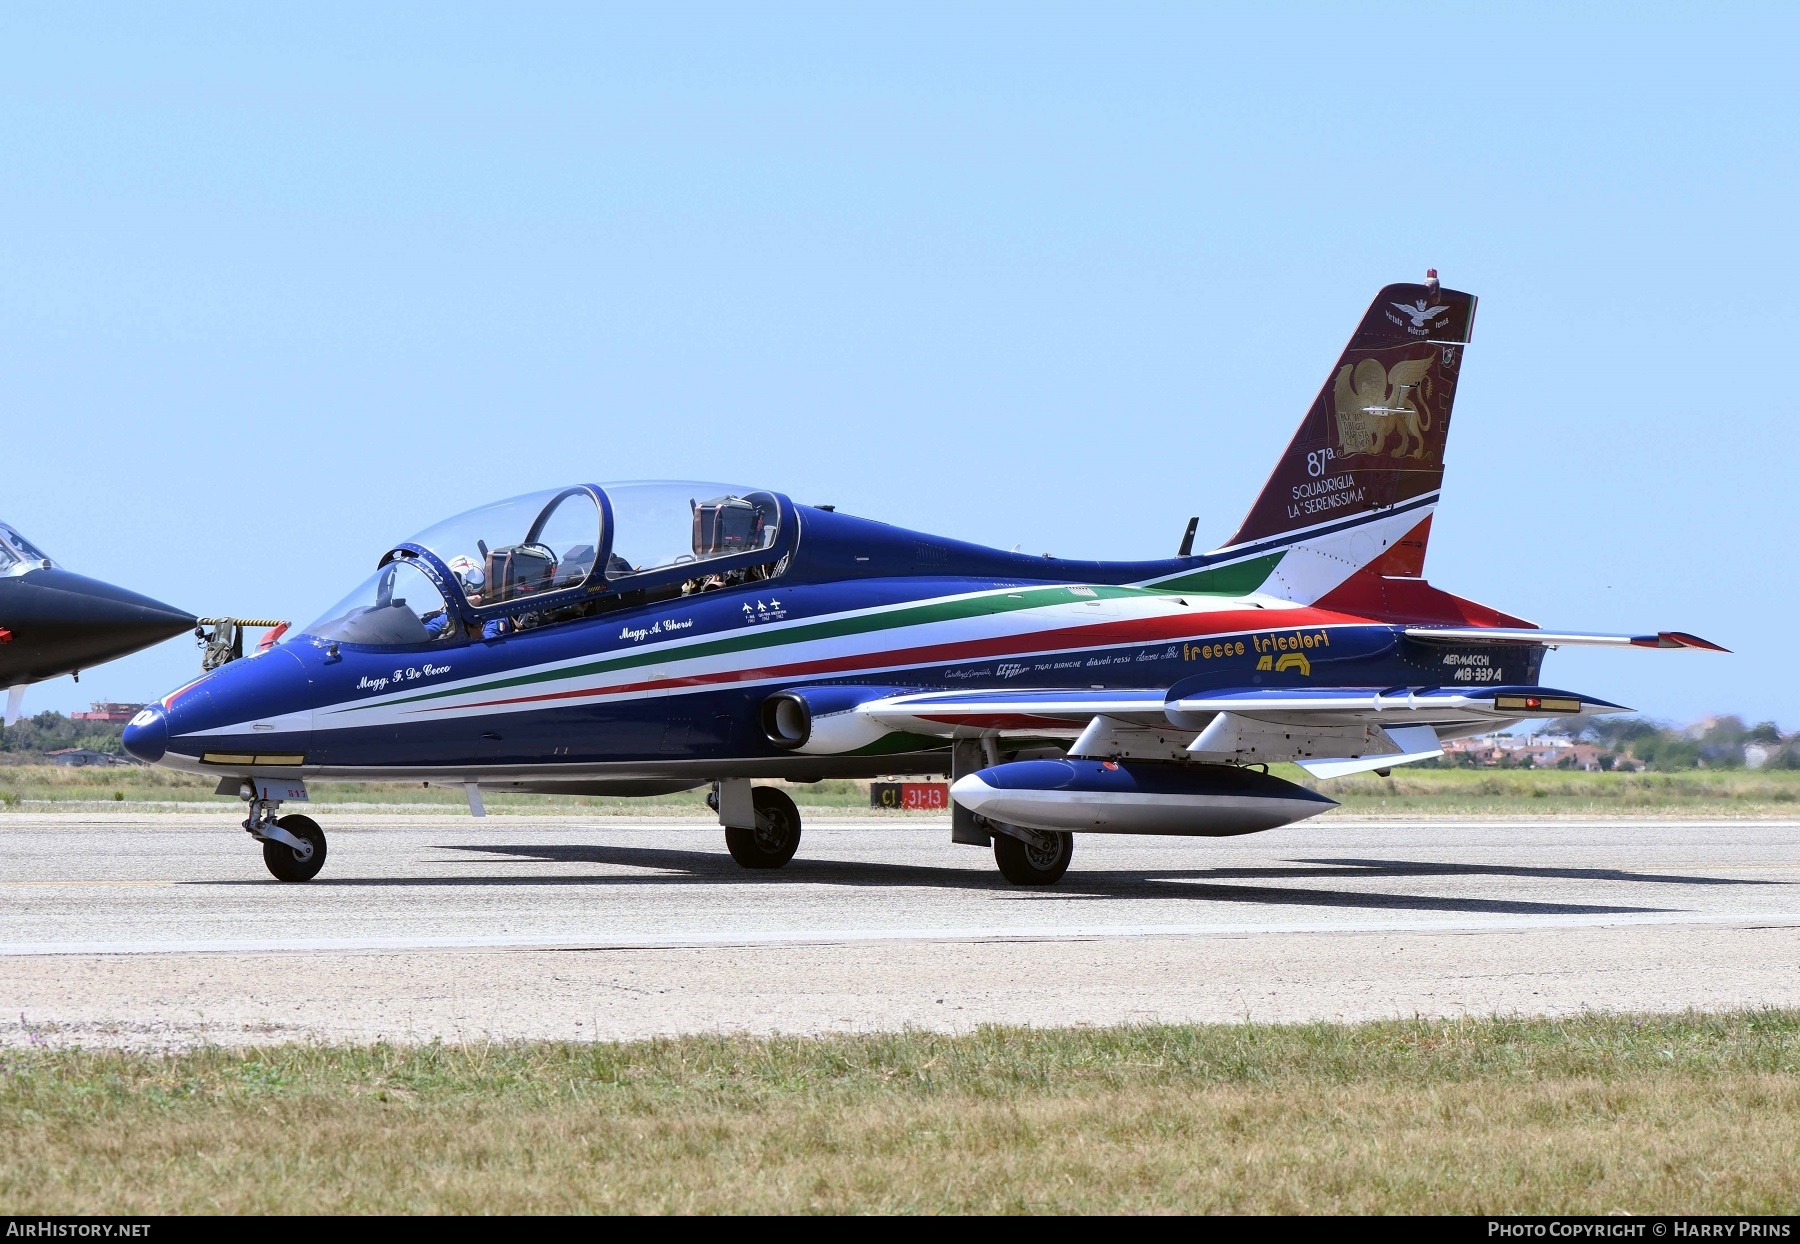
top-left (0, 628), bottom-right (12, 643)
top-left (1525, 697), bottom-right (1541, 708)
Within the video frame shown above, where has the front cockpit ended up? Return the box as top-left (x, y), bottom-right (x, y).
top-left (298, 483), bottom-right (789, 650)
top-left (0, 523), bottom-right (56, 578)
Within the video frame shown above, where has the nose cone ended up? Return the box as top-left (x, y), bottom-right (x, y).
top-left (0, 567), bottom-right (195, 682)
top-left (144, 647), bottom-right (315, 772)
top-left (122, 704), bottom-right (169, 764)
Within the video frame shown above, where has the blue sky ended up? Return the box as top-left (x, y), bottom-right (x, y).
top-left (2, 4), bottom-right (1794, 726)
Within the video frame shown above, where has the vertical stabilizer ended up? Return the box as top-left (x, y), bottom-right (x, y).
top-left (1214, 273), bottom-right (1476, 603)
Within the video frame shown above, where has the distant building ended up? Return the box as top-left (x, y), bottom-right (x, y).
top-left (1439, 732), bottom-right (1624, 771)
top-left (1746, 743), bottom-right (1788, 770)
top-left (45, 747), bottom-right (121, 767)
top-left (70, 702), bottom-right (144, 724)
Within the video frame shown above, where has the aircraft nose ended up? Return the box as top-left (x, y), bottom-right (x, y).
top-left (0, 567), bottom-right (195, 679)
top-left (121, 704), bottom-right (169, 764)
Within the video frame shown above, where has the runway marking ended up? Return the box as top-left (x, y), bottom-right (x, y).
top-left (4, 911), bottom-right (1798, 958)
top-left (0, 881), bottom-right (181, 888)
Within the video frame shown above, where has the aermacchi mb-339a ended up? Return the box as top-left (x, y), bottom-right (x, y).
top-left (123, 273), bottom-right (1724, 885)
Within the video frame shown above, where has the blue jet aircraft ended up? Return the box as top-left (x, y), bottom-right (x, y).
top-left (123, 273), bottom-right (1723, 885)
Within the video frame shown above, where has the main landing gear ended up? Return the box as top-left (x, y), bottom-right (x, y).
top-left (990, 823), bottom-right (1074, 886)
top-left (241, 785), bottom-right (328, 882)
top-left (711, 782), bottom-right (803, 869)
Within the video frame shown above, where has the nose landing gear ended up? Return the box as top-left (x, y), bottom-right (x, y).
top-left (260, 814), bottom-right (327, 882)
top-left (239, 781), bottom-right (328, 882)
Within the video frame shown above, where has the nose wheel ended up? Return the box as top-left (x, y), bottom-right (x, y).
top-left (260, 814), bottom-right (328, 882)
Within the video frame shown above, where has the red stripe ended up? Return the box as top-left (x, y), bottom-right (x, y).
top-left (418, 606), bottom-right (1361, 715)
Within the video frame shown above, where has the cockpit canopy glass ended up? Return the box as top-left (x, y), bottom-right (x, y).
top-left (295, 482), bottom-right (785, 648)
top-left (603, 482), bottom-right (779, 579)
top-left (0, 524), bottom-right (54, 578)
top-left (407, 487), bottom-right (603, 609)
top-left (302, 558), bottom-right (456, 647)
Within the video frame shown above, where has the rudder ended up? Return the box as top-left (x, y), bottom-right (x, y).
top-left (1218, 271), bottom-right (1477, 603)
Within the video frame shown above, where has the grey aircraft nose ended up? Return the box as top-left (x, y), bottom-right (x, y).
top-left (0, 567), bottom-right (196, 684)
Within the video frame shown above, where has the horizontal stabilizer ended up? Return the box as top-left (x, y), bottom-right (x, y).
top-left (1404, 627), bottom-right (1729, 652)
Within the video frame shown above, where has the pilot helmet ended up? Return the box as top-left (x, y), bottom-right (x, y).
top-left (447, 554), bottom-right (485, 589)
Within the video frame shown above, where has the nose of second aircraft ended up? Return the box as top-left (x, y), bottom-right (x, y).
top-left (121, 704), bottom-right (169, 764)
top-left (0, 567), bottom-right (195, 683)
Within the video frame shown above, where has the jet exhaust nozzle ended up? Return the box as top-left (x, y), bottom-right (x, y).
top-left (758, 685), bottom-right (917, 755)
top-left (951, 759), bottom-right (1337, 837)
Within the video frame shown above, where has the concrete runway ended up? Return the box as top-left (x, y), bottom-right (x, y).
top-left (2, 809), bottom-right (1797, 1048)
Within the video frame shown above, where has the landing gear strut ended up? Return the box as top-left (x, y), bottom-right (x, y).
top-left (240, 785), bottom-right (328, 882)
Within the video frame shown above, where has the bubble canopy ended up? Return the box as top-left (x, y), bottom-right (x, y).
top-left (298, 483), bottom-right (788, 647)
top-left (0, 523), bottom-right (55, 578)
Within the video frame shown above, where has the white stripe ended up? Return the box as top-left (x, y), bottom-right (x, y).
top-left (4, 910), bottom-right (1791, 957)
top-left (290, 596), bottom-right (1334, 733)
top-left (1194, 493), bottom-right (1440, 561)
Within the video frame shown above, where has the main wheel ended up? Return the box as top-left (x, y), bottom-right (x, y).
top-left (993, 828), bottom-right (1073, 886)
top-left (262, 814), bottom-right (327, 883)
top-left (724, 786), bottom-right (802, 869)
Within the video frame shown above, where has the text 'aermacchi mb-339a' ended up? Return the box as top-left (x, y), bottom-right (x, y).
top-left (123, 273), bottom-right (1725, 885)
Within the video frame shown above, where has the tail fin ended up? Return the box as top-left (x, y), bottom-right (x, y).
top-left (1218, 273), bottom-right (1476, 603)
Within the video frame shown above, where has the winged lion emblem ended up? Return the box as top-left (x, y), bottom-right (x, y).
top-left (1331, 356), bottom-right (1436, 459)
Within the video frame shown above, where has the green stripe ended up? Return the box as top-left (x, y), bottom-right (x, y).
top-left (1147, 551), bottom-right (1284, 595)
top-left (337, 583), bottom-right (1163, 715)
top-left (845, 731), bottom-right (948, 756)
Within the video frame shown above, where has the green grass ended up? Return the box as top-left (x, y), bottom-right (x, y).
top-left (0, 766), bottom-right (867, 815)
top-left (1289, 765), bottom-right (1800, 817)
top-left (4, 1012), bottom-right (1800, 1213)
top-left (2, 763), bottom-right (1796, 817)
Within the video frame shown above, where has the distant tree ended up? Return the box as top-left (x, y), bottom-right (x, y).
top-left (1631, 733), bottom-right (1703, 771)
top-left (0, 712), bottom-right (127, 757)
top-left (1590, 717), bottom-right (1662, 749)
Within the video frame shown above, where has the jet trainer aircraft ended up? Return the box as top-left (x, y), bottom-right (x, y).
top-left (0, 522), bottom-right (197, 727)
top-left (123, 273), bottom-right (1723, 885)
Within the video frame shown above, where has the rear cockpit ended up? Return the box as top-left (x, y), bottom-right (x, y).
top-left (298, 483), bottom-right (790, 649)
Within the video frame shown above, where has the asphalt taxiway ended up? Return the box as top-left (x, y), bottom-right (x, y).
top-left (2, 810), bottom-right (1796, 1048)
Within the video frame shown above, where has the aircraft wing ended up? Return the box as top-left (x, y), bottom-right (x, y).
top-left (854, 683), bottom-right (1626, 737)
top-left (1166, 684), bottom-right (1628, 727)
top-left (857, 688), bottom-right (1172, 735)
top-left (796, 682), bottom-right (1623, 779)
top-left (1164, 684), bottom-right (1625, 777)
top-left (1404, 627), bottom-right (1728, 651)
